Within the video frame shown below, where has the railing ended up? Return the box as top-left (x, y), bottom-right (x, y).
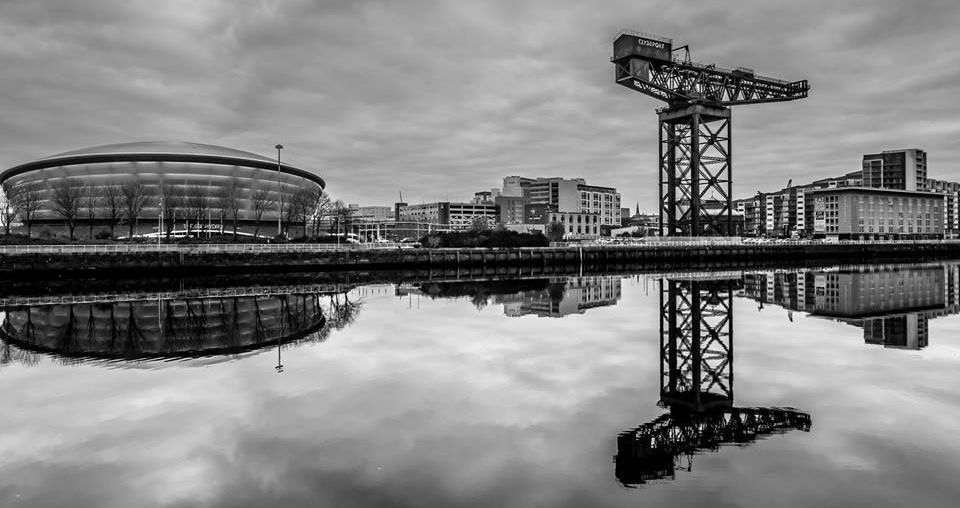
top-left (0, 242), bottom-right (411, 255)
top-left (1, 239), bottom-right (959, 256)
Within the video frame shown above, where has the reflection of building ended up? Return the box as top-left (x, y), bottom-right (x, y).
top-left (0, 293), bottom-right (328, 362)
top-left (494, 276), bottom-right (622, 317)
top-left (739, 264), bottom-right (960, 350)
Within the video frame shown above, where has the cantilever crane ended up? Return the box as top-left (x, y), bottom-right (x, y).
top-left (612, 32), bottom-right (809, 236)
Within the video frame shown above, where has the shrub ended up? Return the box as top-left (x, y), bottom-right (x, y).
top-left (420, 230), bottom-right (549, 248)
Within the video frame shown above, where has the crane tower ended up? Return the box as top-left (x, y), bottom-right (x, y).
top-left (612, 32), bottom-right (809, 236)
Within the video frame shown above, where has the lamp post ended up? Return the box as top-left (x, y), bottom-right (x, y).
top-left (276, 144), bottom-right (284, 236)
top-left (157, 194), bottom-right (163, 246)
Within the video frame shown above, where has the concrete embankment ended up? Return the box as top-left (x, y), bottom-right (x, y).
top-left (2, 242), bottom-right (960, 279)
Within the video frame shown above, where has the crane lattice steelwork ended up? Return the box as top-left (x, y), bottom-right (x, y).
top-left (612, 32), bottom-right (809, 236)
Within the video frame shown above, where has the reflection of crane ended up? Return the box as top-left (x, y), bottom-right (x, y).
top-left (616, 406), bottom-right (811, 485)
top-left (612, 32), bottom-right (809, 236)
top-left (615, 276), bottom-right (811, 486)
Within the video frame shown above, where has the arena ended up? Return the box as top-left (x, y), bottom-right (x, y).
top-left (0, 141), bottom-right (326, 238)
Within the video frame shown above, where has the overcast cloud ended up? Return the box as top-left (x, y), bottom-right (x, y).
top-left (1, 0), bottom-right (959, 210)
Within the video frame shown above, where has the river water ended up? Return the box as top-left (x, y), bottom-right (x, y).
top-left (2, 262), bottom-right (960, 507)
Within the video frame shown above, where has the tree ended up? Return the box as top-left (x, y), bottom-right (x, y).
top-left (8, 184), bottom-right (42, 237)
top-left (216, 179), bottom-right (243, 241)
top-left (0, 187), bottom-right (16, 235)
top-left (81, 185), bottom-right (100, 239)
top-left (185, 186), bottom-right (210, 237)
top-left (310, 190), bottom-right (332, 238)
top-left (121, 182), bottom-right (150, 238)
top-left (251, 187), bottom-right (276, 239)
top-left (159, 183), bottom-right (185, 239)
top-left (545, 220), bottom-right (566, 242)
top-left (51, 180), bottom-right (82, 240)
top-left (102, 185), bottom-right (123, 238)
top-left (329, 199), bottom-right (355, 237)
top-left (289, 187), bottom-right (321, 238)
top-left (469, 215), bottom-right (491, 232)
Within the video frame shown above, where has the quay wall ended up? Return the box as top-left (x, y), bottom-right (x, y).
top-left (2, 242), bottom-right (960, 279)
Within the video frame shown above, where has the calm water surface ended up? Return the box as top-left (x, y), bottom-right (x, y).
top-left (2, 262), bottom-right (960, 507)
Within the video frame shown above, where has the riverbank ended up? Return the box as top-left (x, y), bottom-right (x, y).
top-left (2, 241), bottom-right (960, 279)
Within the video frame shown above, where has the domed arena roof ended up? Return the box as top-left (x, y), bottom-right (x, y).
top-left (1, 140), bottom-right (324, 188)
top-left (44, 141), bottom-right (275, 164)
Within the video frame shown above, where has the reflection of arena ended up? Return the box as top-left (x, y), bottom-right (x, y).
top-left (0, 294), bottom-right (327, 361)
top-left (0, 141), bottom-right (325, 237)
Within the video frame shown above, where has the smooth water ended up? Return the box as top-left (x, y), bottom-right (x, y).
top-left (2, 263), bottom-right (960, 507)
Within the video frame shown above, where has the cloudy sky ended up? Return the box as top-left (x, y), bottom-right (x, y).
top-left (1, 0), bottom-right (959, 210)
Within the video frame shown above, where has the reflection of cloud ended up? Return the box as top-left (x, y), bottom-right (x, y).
top-left (3, 279), bottom-right (960, 506)
top-left (3, 1), bottom-right (960, 209)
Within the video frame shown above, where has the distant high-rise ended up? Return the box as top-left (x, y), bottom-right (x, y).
top-left (862, 148), bottom-right (927, 191)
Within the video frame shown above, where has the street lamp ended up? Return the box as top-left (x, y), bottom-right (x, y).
top-left (276, 144), bottom-right (284, 236)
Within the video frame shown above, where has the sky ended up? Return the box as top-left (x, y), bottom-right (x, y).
top-left (1, 0), bottom-right (959, 211)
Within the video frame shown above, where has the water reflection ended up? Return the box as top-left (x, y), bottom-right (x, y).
top-left (615, 276), bottom-right (811, 486)
top-left (400, 276), bottom-right (622, 317)
top-left (2, 264), bottom-right (960, 504)
top-left (740, 263), bottom-right (960, 350)
top-left (0, 287), bottom-right (363, 366)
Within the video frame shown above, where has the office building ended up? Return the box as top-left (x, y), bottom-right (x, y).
top-left (495, 195), bottom-right (526, 225)
top-left (810, 187), bottom-right (942, 239)
top-left (395, 201), bottom-right (498, 231)
top-left (499, 175), bottom-right (622, 227)
top-left (353, 205), bottom-right (394, 222)
top-left (579, 184), bottom-right (622, 226)
top-left (862, 148), bottom-right (927, 191)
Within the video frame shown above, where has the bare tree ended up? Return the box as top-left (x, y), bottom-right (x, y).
top-left (159, 183), bottom-right (185, 239)
top-left (310, 190), bottom-right (332, 238)
top-left (216, 179), bottom-right (243, 241)
top-left (288, 187), bottom-right (319, 238)
top-left (81, 185), bottom-right (100, 239)
top-left (185, 186), bottom-right (210, 237)
top-left (51, 180), bottom-right (82, 240)
top-left (251, 187), bottom-right (276, 239)
top-left (8, 184), bottom-right (42, 237)
top-left (121, 182), bottom-right (150, 238)
top-left (329, 199), bottom-right (355, 238)
top-left (102, 185), bottom-right (123, 238)
top-left (0, 187), bottom-right (16, 235)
